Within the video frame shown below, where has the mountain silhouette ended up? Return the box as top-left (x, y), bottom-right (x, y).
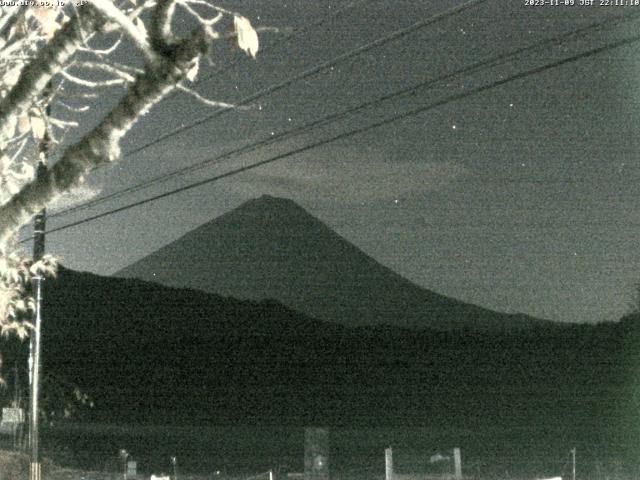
top-left (116, 195), bottom-right (551, 331)
top-left (12, 267), bottom-right (632, 430)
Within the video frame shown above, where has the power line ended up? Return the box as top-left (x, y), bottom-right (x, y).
top-left (48, 0), bottom-right (488, 219)
top-left (50, 0), bottom-right (489, 218)
top-left (119, 0), bottom-right (489, 159)
top-left (33, 33), bottom-right (640, 237)
top-left (49, 10), bottom-right (640, 220)
top-left (111, 0), bottom-right (373, 117)
top-left (24, 30), bottom-right (640, 242)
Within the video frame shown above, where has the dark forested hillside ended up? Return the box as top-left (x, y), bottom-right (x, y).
top-left (2, 267), bottom-right (639, 463)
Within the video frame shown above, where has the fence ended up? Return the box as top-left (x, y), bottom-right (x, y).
top-left (360, 445), bottom-right (640, 480)
top-left (384, 447), bottom-right (462, 480)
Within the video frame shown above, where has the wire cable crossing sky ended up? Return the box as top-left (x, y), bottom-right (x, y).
top-left (37, 0), bottom-right (640, 323)
top-left (28, 26), bottom-right (640, 241)
top-left (48, 9), bottom-right (640, 221)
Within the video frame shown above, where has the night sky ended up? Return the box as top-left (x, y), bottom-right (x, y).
top-left (31, 0), bottom-right (640, 324)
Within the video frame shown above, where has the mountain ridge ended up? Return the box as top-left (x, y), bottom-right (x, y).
top-left (22, 266), bottom-right (632, 428)
top-left (116, 194), bottom-right (553, 331)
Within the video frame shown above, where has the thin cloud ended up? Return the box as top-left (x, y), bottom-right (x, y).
top-left (230, 145), bottom-right (468, 202)
top-left (48, 185), bottom-right (103, 213)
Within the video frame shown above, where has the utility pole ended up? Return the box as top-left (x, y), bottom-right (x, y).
top-left (29, 88), bottom-right (51, 480)
top-left (120, 449), bottom-right (129, 480)
top-left (385, 447), bottom-right (393, 480)
top-left (29, 160), bottom-right (46, 480)
top-left (453, 448), bottom-right (462, 480)
top-left (13, 363), bottom-right (20, 449)
top-left (571, 448), bottom-right (576, 480)
top-left (171, 455), bottom-right (178, 480)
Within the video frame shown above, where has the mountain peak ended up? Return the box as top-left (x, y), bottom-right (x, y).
top-left (257, 194), bottom-right (289, 202)
top-left (116, 196), bottom-right (553, 331)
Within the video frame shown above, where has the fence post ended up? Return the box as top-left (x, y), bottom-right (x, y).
top-left (304, 427), bottom-right (329, 480)
top-left (385, 447), bottom-right (393, 480)
top-left (453, 448), bottom-right (462, 480)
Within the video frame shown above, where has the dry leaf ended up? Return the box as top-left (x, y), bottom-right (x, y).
top-left (1, 115), bottom-right (16, 140)
top-left (233, 16), bottom-right (259, 59)
top-left (30, 115), bottom-right (46, 140)
top-left (32, 8), bottom-right (60, 38)
top-left (4, 66), bottom-right (21, 88)
top-left (17, 114), bottom-right (30, 135)
top-left (186, 58), bottom-right (199, 82)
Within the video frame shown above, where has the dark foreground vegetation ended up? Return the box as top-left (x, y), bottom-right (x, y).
top-left (1, 267), bottom-right (639, 477)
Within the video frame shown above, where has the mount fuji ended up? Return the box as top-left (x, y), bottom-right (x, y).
top-left (116, 195), bottom-right (552, 331)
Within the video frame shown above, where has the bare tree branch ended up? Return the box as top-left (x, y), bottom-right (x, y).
top-left (73, 61), bottom-right (138, 82)
top-left (177, 0), bottom-right (223, 27)
top-left (151, 0), bottom-right (178, 52)
top-left (91, 0), bottom-right (156, 65)
top-left (0, 8), bottom-right (104, 144)
top-left (176, 84), bottom-right (237, 108)
top-left (0, 26), bottom-right (212, 243)
top-left (60, 71), bottom-right (126, 88)
top-left (0, 1), bottom-right (260, 340)
top-left (0, 8), bottom-right (26, 43)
